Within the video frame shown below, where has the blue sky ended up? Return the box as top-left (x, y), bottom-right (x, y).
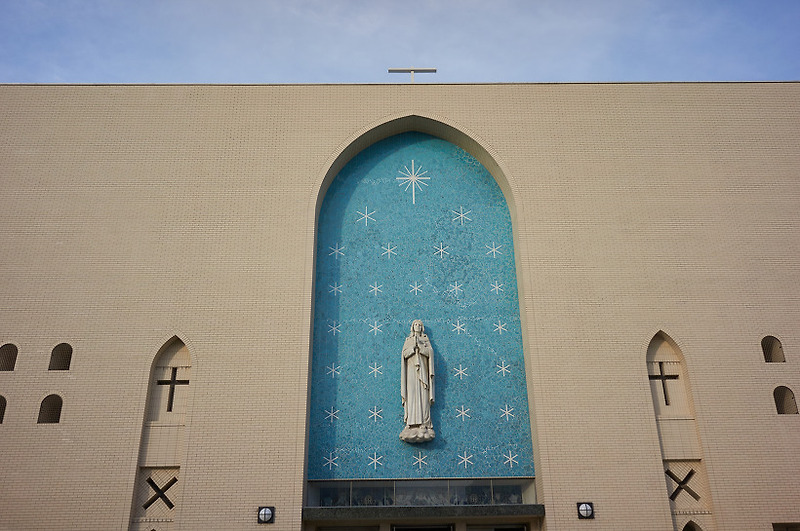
top-left (1, 0), bottom-right (798, 83)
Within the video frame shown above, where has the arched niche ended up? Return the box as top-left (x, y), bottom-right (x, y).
top-left (130, 336), bottom-right (192, 531)
top-left (306, 124), bottom-right (535, 483)
top-left (762, 335), bottom-right (785, 363)
top-left (774, 386), bottom-right (798, 414)
top-left (37, 394), bottom-right (63, 424)
top-left (646, 331), bottom-right (694, 418)
top-left (145, 337), bottom-right (192, 422)
top-left (314, 114), bottom-right (520, 229)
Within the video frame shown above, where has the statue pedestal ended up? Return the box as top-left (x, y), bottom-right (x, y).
top-left (399, 425), bottom-right (435, 443)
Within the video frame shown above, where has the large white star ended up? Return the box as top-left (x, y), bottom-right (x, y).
top-left (396, 160), bottom-right (430, 204)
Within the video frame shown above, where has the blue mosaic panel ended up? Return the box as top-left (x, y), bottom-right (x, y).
top-left (308, 132), bottom-right (534, 480)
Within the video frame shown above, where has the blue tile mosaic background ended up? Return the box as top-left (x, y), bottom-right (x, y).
top-left (308, 132), bottom-right (534, 480)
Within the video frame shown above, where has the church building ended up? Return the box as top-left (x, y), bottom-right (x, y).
top-left (0, 82), bottom-right (798, 531)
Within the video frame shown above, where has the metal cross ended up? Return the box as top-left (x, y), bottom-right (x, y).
top-left (649, 361), bottom-right (680, 405)
top-left (143, 476), bottom-right (178, 510)
top-left (388, 67), bottom-right (437, 83)
top-left (665, 468), bottom-right (701, 501)
top-left (156, 367), bottom-right (190, 412)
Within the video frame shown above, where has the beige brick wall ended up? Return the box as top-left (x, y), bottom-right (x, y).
top-left (0, 83), bottom-right (798, 530)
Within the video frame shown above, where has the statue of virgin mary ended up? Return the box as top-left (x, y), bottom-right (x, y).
top-left (400, 319), bottom-right (435, 443)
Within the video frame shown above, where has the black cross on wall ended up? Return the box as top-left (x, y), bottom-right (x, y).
top-left (649, 361), bottom-right (680, 405)
top-left (665, 468), bottom-right (701, 501)
top-left (156, 367), bottom-right (190, 412)
top-left (143, 476), bottom-right (178, 510)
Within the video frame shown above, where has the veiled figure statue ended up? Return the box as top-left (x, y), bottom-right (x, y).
top-left (400, 319), bottom-right (435, 443)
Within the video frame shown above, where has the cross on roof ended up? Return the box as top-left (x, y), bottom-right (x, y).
top-left (388, 67), bottom-right (437, 83)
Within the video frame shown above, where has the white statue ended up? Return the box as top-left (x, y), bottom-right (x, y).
top-left (400, 319), bottom-right (435, 443)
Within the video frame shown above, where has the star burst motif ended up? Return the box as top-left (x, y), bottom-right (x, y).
top-left (326, 364), bottom-right (341, 378)
top-left (503, 450), bottom-right (519, 468)
top-left (433, 243), bottom-right (450, 258)
top-left (494, 320), bottom-right (507, 334)
top-left (369, 363), bottom-right (383, 377)
top-left (448, 282), bottom-right (464, 297)
top-left (368, 320), bottom-right (383, 335)
top-left (412, 451), bottom-right (428, 469)
top-left (491, 281), bottom-right (504, 294)
top-left (328, 321), bottom-right (341, 335)
top-left (356, 206), bottom-right (376, 226)
top-left (369, 406), bottom-right (383, 421)
top-left (323, 452), bottom-right (339, 470)
top-left (496, 361), bottom-right (511, 376)
top-left (453, 364), bottom-right (469, 380)
top-left (456, 405), bottom-right (471, 421)
top-left (397, 160), bottom-right (430, 204)
top-left (451, 320), bottom-right (466, 334)
top-left (328, 283), bottom-right (342, 295)
top-left (324, 407), bottom-right (340, 423)
top-left (486, 242), bottom-right (503, 258)
top-left (409, 281), bottom-right (423, 295)
top-left (328, 243), bottom-right (345, 259)
top-left (500, 404), bottom-right (515, 421)
top-left (381, 243), bottom-right (397, 258)
top-left (457, 451), bottom-right (474, 469)
top-left (369, 282), bottom-right (383, 296)
top-left (367, 452), bottom-right (384, 470)
top-left (452, 206), bottom-right (472, 225)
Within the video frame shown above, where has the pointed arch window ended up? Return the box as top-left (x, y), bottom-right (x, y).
top-left (0, 395), bottom-right (6, 423)
top-left (762, 336), bottom-right (785, 363)
top-left (774, 386), bottom-right (798, 414)
top-left (37, 394), bottom-right (63, 423)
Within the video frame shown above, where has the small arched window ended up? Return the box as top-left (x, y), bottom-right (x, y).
top-left (37, 394), bottom-right (63, 423)
top-left (774, 386), bottom-right (799, 415)
top-left (762, 336), bottom-right (785, 363)
top-left (0, 343), bottom-right (18, 371)
top-left (0, 395), bottom-right (6, 423)
top-left (683, 521), bottom-right (703, 531)
top-left (49, 343), bottom-right (72, 370)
